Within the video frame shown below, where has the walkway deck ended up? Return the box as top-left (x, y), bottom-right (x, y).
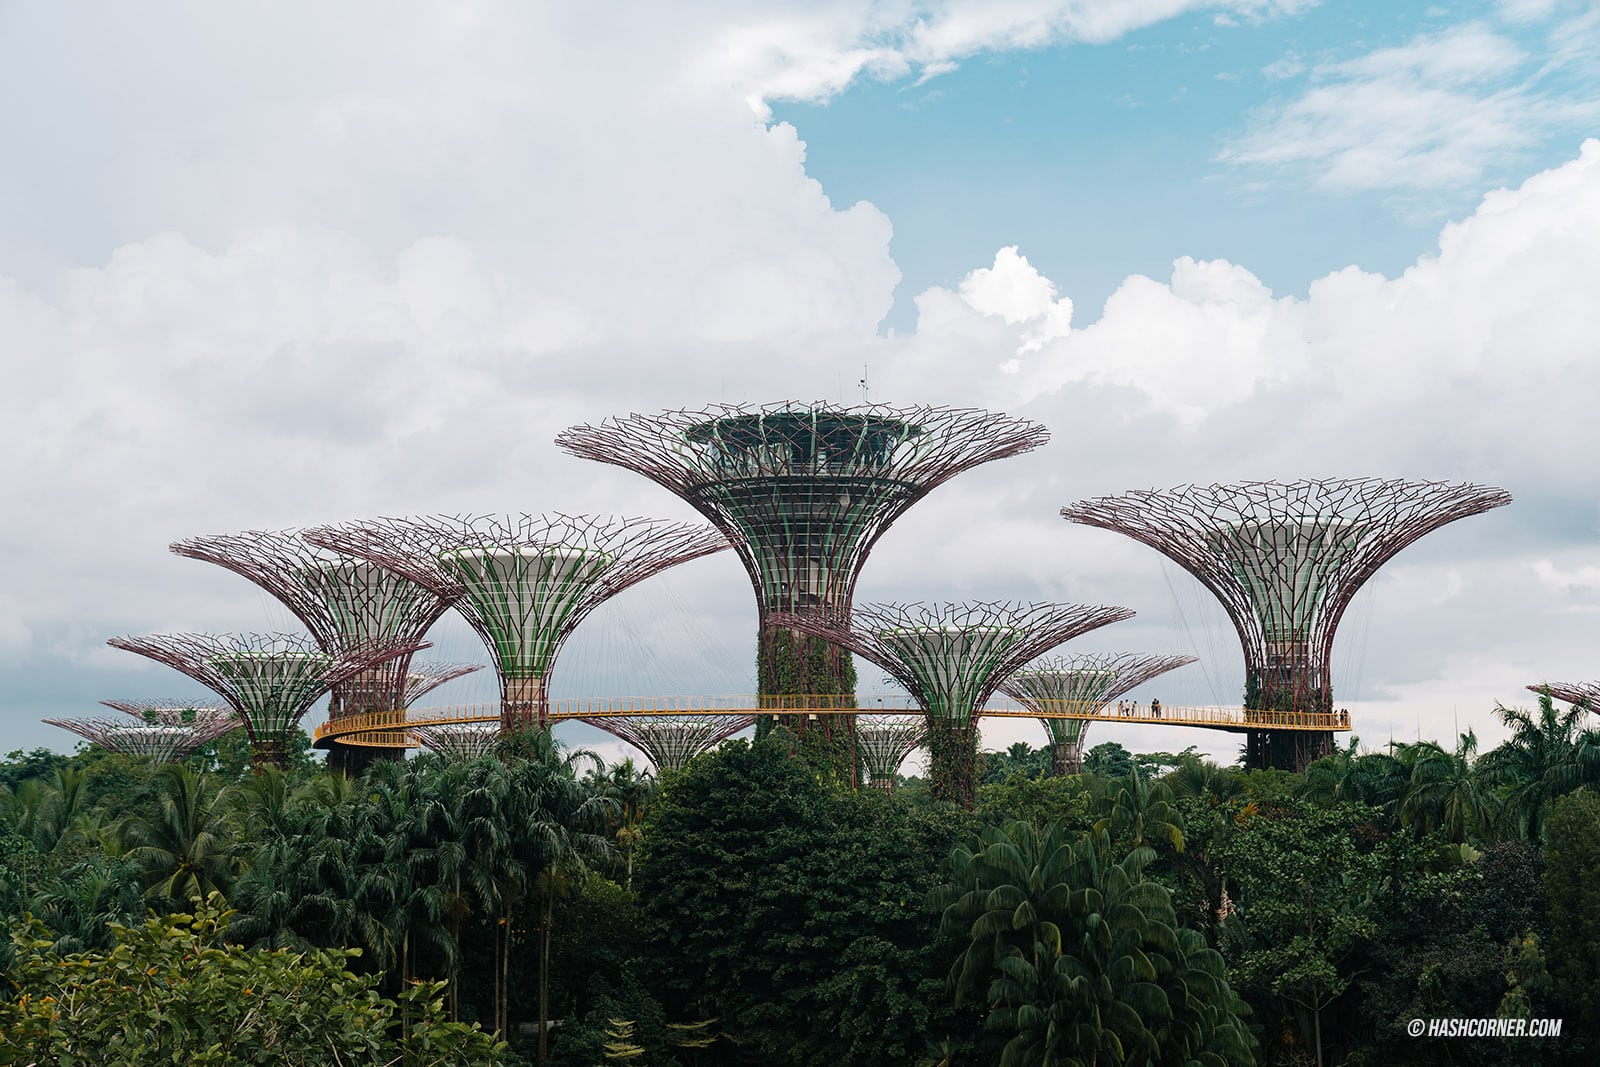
top-left (314, 695), bottom-right (1352, 747)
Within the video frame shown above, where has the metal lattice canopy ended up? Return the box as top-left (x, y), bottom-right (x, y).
top-left (414, 723), bottom-right (501, 760)
top-left (169, 529), bottom-right (454, 720)
top-left (303, 514), bottom-right (728, 729)
top-left (581, 714), bottom-right (754, 771)
top-left (1000, 652), bottom-right (1196, 770)
top-left (771, 601), bottom-right (1135, 724)
top-left (106, 632), bottom-right (421, 768)
top-left (403, 662), bottom-right (484, 705)
top-left (855, 714), bottom-right (926, 790)
top-left (1061, 479), bottom-right (1511, 717)
top-left (1528, 682), bottom-right (1600, 712)
top-left (555, 403), bottom-right (1049, 615)
top-left (46, 702), bottom-right (241, 761)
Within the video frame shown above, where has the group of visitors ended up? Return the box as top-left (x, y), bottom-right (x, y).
top-left (1114, 698), bottom-right (1161, 718)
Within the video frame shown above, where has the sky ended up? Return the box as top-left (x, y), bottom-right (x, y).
top-left (3, 0), bottom-right (1600, 770)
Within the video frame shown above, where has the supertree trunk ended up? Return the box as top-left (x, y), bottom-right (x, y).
top-left (756, 619), bottom-right (857, 780)
top-left (926, 716), bottom-right (980, 807)
top-left (1050, 739), bottom-right (1080, 777)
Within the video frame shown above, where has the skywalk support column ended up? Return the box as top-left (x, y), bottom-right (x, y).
top-left (1001, 652), bottom-right (1195, 775)
top-left (305, 514), bottom-right (727, 735)
top-left (558, 403), bottom-right (1049, 782)
top-left (1062, 478), bottom-right (1511, 771)
top-left (773, 601), bottom-right (1131, 806)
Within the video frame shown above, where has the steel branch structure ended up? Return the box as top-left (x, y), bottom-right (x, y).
top-left (855, 714), bottom-right (926, 792)
top-left (557, 403), bottom-right (1049, 771)
top-left (1528, 682), bottom-right (1600, 713)
top-left (45, 701), bottom-right (240, 761)
top-left (581, 714), bottom-right (754, 772)
top-left (414, 723), bottom-right (501, 760)
top-left (772, 601), bottom-right (1132, 806)
top-left (402, 662), bottom-right (484, 705)
top-left (107, 632), bottom-right (420, 770)
top-left (304, 514), bottom-right (728, 732)
top-left (1062, 478), bottom-right (1511, 770)
top-left (1000, 653), bottom-right (1197, 775)
top-left (170, 529), bottom-right (456, 767)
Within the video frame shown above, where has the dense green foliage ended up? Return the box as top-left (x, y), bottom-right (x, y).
top-left (4, 690), bottom-right (1598, 1065)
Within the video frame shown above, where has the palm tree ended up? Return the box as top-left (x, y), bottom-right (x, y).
top-left (120, 762), bottom-right (237, 904)
top-left (1479, 689), bottom-right (1600, 841)
top-left (1092, 766), bottom-right (1185, 852)
top-left (1397, 731), bottom-right (1495, 844)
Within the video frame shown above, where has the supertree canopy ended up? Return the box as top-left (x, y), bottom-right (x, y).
top-left (556, 403), bottom-right (1049, 773)
top-left (414, 723), bottom-right (501, 760)
top-left (854, 714), bottom-right (926, 792)
top-left (1528, 682), bottom-right (1600, 712)
top-left (45, 700), bottom-right (240, 762)
top-left (170, 529), bottom-right (456, 767)
top-left (581, 714), bottom-right (754, 772)
top-left (771, 601), bottom-right (1132, 807)
top-left (1000, 653), bottom-right (1196, 775)
top-left (107, 632), bottom-right (419, 770)
top-left (1062, 478), bottom-right (1511, 770)
top-left (303, 514), bottom-right (728, 731)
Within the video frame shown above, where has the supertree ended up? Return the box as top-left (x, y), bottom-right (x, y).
top-left (854, 714), bottom-right (926, 792)
top-left (771, 601), bottom-right (1132, 807)
top-left (170, 529), bottom-right (457, 768)
top-left (557, 403), bottom-right (1049, 774)
top-left (107, 632), bottom-right (420, 770)
top-left (44, 701), bottom-right (241, 762)
top-left (999, 653), bottom-right (1197, 775)
top-left (581, 714), bottom-right (754, 772)
top-left (1527, 682), bottom-right (1600, 713)
top-left (303, 514), bottom-right (728, 731)
top-left (414, 723), bottom-right (501, 760)
top-left (1062, 478), bottom-right (1511, 770)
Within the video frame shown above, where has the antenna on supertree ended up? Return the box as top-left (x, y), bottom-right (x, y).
top-left (557, 402), bottom-right (1049, 777)
top-left (45, 701), bottom-right (241, 762)
top-left (107, 632), bottom-right (422, 771)
top-left (999, 653), bottom-right (1196, 776)
top-left (771, 601), bottom-right (1132, 807)
top-left (303, 514), bottom-right (728, 732)
top-left (854, 714), bottom-right (926, 792)
top-left (1062, 478), bottom-right (1511, 770)
top-left (170, 529), bottom-right (457, 768)
top-left (580, 714), bottom-right (754, 772)
top-left (1527, 682), bottom-right (1600, 714)
top-left (414, 723), bottom-right (501, 760)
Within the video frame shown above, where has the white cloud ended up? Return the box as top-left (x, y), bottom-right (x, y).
top-left (1222, 22), bottom-right (1599, 191)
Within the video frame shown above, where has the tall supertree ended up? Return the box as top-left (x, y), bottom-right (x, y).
top-left (557, 403), bottom-right (1049, 773)
top-left (1000, 653), bottom-right (1197, 775)
top-left (45, 701), bottom-right (240, 762)
top-left (581, 714), bottom-right (754, 772)
top-left (854, 714), bottom-right (926, 792)
top-left (107, 632), bottom-right (419, 770)
top-left (772, 601), bottom-right (1132, 806)
top-left (1527, 682), bottom-right (1600, 713)
top-left (303, 514), bottom-right (728, 732)
top-left (1062, 478), bottom-right (1511, 770)
top-left (170, 529), bottom-right (457, 769)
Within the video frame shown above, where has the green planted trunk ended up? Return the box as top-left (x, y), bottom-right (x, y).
top-left (925, 716), bottom-right (979, 808)
top-left (756, 621), bottom-right (857, 784)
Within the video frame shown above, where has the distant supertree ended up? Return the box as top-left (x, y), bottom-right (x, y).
top-left (414, 723), bottom-right (501, 760)
top-left (45, 701), bottom-right (240, 762)
top-left (557, 402), bottom-right (1049, 775)
top-left (107, 632), bottom-right (419, 770)
top-left (170, 529), bottom-right (456, 767)
top-left (854, 714), bottom-right (926, 792)
top-left (1528, 682), bottom-right (1600, 713)
top-left (304, 514), bottom-right (727, 731)
top-left (1063, 478), bottom-right (1510, 770)
top-left (1000, 653), bottom-right (1197, 775)
top-left (772, 601), bottom-right (1132, 807)
top-left (582, 714), bottom-right (754, 772)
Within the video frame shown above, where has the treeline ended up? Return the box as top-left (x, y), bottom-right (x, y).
top-left (2, 692), bottom-right (1599, 1065)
